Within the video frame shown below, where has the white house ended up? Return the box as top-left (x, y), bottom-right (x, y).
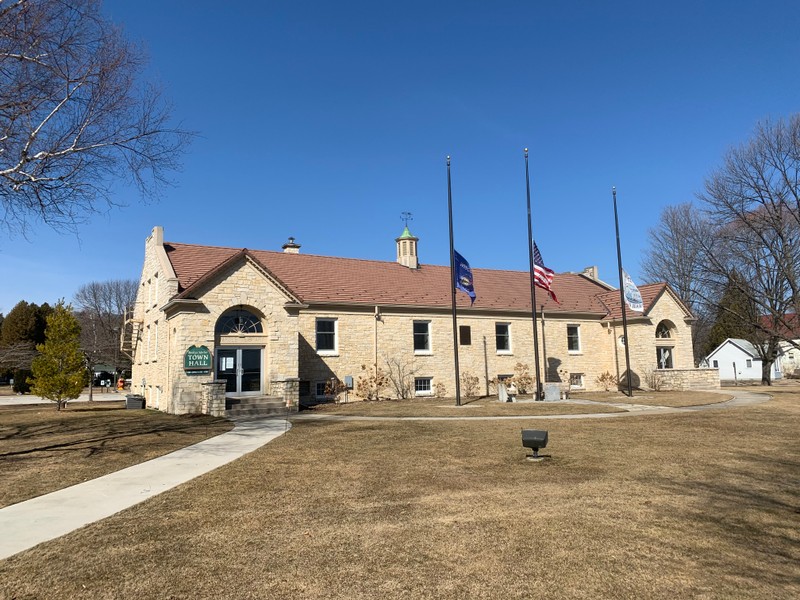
top-left (777, 340), bottom-right (800, 378)
top-left (702, 338), bottom-right (782, 383)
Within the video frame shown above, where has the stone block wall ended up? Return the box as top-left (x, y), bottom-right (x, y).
top-left (202, 380), bottom-right (227, 416)
top-left (656, 368), bottom-right (720, 390)
top-left (298, 308), bottom-right (624, 398)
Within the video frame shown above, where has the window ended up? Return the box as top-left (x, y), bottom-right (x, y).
top-left (315, 382), bottom-right (329, 398)
top-left (656, 321), bottom-right (674, 338)
top-left (569, 373), bottom-right (584, 389)
top-left (316, 318), bottom-right (337, 353)
top-left (154, 320), bottom-right (159, 359)
top-left (712, 360), bottom-right (719, 368)
top-left (153, 273), bottom-right (159, 307)
top-left (459, 325), bottom-right (471, 346)
top-left (495, 323), bottom-right (511, 353)
top-left (746, 359), bottom-right (752, 368)
top-left (567, 325), bottom-right (581, 353)
top-left (415, 377), bottom-right (432, 396)
top-left (216, 308), bottom-right (263, 335)
top-left (657, 347), bottom-right (673, 369)
top-left (414, 321), bottom-right (431, 352)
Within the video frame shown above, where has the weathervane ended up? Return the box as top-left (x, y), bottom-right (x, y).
top-left (401, 211), bottom-right (413, 227)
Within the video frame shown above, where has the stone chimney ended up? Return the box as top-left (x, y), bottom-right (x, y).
top-left (395, 226), bottom-right (419, 269)
top-left (282, 237), bottom-right (301, 254)
top-left (581, 265), bottom-right (599, 280)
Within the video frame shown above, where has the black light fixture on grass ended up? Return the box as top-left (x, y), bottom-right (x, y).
top-left (521, 429), bottom-right (548, 461)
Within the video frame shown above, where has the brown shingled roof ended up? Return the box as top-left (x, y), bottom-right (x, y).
top-left (596, 282), bottom-right (694, 321)
top-left (165, 242), bottom-right (622, 315)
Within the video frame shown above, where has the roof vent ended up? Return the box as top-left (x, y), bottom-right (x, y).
top-left (282, 237), bottom-right (301, 254)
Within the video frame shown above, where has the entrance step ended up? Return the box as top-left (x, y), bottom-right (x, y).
top-left (225, 396), bottom-right (291, 417)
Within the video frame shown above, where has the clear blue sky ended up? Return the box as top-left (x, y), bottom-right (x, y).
top-left (1, 0), bottom-right (799, 314)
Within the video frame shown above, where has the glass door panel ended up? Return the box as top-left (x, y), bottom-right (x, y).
top-left (216, 347), bottom-right (262, 396)
top-left (217, 349), bottom-right (237, 393)
top-left (240, 348), bottom-right (261, 393)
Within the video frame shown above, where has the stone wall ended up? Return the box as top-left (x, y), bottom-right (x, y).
top-left (131, 227), bottom-right (180, 410)
top-left (653, 368), bottom-right (720, 391)
top-left (202, 380), bottom-right (227, 416)
top-left (298, 307), bottom-right (624, 398)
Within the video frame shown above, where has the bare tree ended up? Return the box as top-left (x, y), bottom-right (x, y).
top-left (641, 203), bottom-right (708, 311)
top-left (641, 203), bottom-right (712, 363)
top-left (641, 115), bottom-right (800, 383)
top-left (697, 115), bottom-right (800, 348)
top-left (0, 0), bottom-right (192, 236)
top-left (74, 279), bottom-right (137, 387)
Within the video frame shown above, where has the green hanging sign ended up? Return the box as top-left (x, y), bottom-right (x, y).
top-left (184, 345), bottom-right (212, 373)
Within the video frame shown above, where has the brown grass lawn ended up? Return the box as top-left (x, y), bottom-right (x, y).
top-left (1, 390), bottom-right (799, 599)
top-left (0, 403), bottom-right (232, 508)
top-left (306, 395), bottom-right (626, 417)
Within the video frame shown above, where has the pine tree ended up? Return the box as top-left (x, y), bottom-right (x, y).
top-left (30, 302), bottom-right (86, 410)
top-left (703, 274), bottom-right (760, 357)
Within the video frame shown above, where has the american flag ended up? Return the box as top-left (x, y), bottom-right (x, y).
top-left (533, 242), bottom-right (559, 303)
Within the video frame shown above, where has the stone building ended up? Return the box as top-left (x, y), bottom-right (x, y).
top-left (126, 226), bottom-right (716, 415)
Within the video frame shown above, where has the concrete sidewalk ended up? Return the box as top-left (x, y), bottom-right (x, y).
top-left (0, 417), bottom-right (291, 561)
top-left (0, 390), bottom-right (125, 407)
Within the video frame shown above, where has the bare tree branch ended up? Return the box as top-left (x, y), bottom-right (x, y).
top-left (0, 0), bottom-right (193, 236)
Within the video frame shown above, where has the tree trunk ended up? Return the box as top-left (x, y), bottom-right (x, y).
top-left (761, 360), bottom-right (773, 386)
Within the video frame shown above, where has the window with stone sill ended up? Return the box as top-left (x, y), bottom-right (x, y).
top-left (315, 318), bottom-right (337, 353)
top-left (567, 324), bottom-right (581, 353)
top-left (415, 377), bottom-right (433, 396)
top-left (495, 322), bottom-right (511, 353)
top-left (414, 321), bottom-right (431, 353)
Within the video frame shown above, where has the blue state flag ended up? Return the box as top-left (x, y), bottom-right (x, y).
top-left (453, 250), bottom-right (476, 305)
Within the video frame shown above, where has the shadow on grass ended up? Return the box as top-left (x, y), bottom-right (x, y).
top-left (0, 413), bottom-right (229, 457)
top-left (648, 455), bottom-right (800, 588)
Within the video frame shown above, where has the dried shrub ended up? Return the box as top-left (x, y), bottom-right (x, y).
top-left (596, 371), bottom-right (619, 392)
top-left (460, 371), bottom-right (480, 398)
top-left (356, 364), bottom-right (387, 401)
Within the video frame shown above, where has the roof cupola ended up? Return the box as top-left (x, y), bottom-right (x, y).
top-left (395, 226), bottom-right (419, 269)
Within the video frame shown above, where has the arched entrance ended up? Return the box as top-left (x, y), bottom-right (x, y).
top-left (215, 307), bottom-right (266, 397)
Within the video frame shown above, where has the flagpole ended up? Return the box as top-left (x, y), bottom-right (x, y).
top-left (447, 156), bottom-right (462, 407)
top-left (525, 149), bottom-right (543, 400)
top-left (613, 186), bottom-right (634, 397)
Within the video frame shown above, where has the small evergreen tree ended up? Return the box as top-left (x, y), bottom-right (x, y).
top-left (704, 273), bottom-right (759, 357)
top-left (30, 302), bottom-right (86, 410)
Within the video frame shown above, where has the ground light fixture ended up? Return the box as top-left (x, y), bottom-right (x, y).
top-left (521, 429), bottom-right (549, 462)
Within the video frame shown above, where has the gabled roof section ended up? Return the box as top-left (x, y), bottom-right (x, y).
top-left (167, 246), bottom-right (301, 304)
top-left (164, 242), bottom-right (615, 314)
top-left (706, 338), bottom-right (761, 361)
top-left (596, 282), bottom-right (694, 321)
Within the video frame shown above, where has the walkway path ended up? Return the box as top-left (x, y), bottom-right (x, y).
top-left (0, 388), bottom-right (770, 561)
top-left (0, 390), bottom-right (127, 407)
top-left (0, 418), bottom-right (291, 561)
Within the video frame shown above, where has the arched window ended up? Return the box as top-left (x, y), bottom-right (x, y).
top-left (655, 320), bottom-right (674, 338)
top-left (215, 308), bottom-right (263, 335)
